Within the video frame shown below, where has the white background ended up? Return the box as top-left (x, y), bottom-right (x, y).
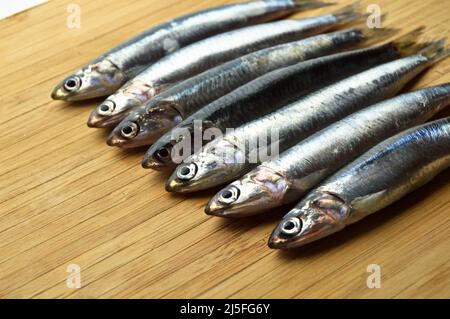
top-left (0, 0), bottom-right (48, 20)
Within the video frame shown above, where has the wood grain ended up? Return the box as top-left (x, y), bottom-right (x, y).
top-left (0, 0), bottom-right (449, 299)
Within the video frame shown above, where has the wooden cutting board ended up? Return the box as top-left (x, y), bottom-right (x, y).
top-left (0, 0), bottom-right (449, 298)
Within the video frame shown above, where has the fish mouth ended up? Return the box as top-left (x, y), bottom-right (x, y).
top-left (88, 111), bottom-right (130, 130)
top-left (141, 156), bottom-right (172, 170)
top-left (204, 200), bottom-right (225, 216)
top-left (106, 132), bottom-right (129, 147)
top-left (204, 200), bottom-right (246, 218)
top-left (268, 234), bottom-right (290, 249)
top-left (87, 111), bottom-right (108, 128)
top-left (165, 177), bottom-right (185, 193)
top-left (51, 86), bottom-right (69, 100)
top-left (267, 234), bottom-right (284, 249)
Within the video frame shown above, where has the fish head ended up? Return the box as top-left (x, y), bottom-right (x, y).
top-left (87, 80), bottom-right (156, 128)
top-left (51, 59), bottom-right (126, 101)
top-left (141, 127), bottom-right (190, 170)
top-left (141, 118), bottom-right (206, 170)
top-left (106, 112), bottom-right (141, 148)
top-left (268, 190), bottom-right (351, 249)
top-left (165, 138), bottom-right (246, 193)
top-left (205, 165), bottom-right (289, 217)
top-left (106, 101), bottom-right (182, 148)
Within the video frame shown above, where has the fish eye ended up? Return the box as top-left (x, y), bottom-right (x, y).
top-left (280, 217), bottom-right (302, 237)
top-left (120, 122), bottom-right (139, 138)
top-left (176, 163), bottom-right (197, 180)
top-left (63, 76), bottom-right (81, 92)
top-left (218, 186), bottom-right (240, 204)
top-left (98, 100), bottom-right (116, 115)
top-left (156, 147), bottom-right (170, 160)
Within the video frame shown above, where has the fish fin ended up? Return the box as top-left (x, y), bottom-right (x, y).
top-left (419, 37), bottom-right (450, 65)
top-left (344, 14), bottom-right (398, 46)
top-left (359, 27), bottom-right (400, 46)
top-left (293, 0), bottom-right (335, 9)
top-left (389, 26), bottom-right (430, 57)
top-left (350, 12), bottom-right (388, 29)
top-left (332, 1), bottom-right (367, 24)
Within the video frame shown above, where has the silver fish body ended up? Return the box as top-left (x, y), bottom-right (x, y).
top-left (207, 83), bottom-right (450, 217)
top-left (52, 0), bottom-right (314, 101)
top-left (168, 50), bottom-right (444, 193)
top-left (95, 6), bottom-right (361, 127)
top-left (269, 116), bottom-right (450, 249)
top-left (106, 28), bottom-right (368, 145)
top-left (144, 42), bottom-right (403, 170)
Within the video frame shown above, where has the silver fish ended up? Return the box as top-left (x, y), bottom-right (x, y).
top-left (206, 83), bottom-right (450, 217)
top-left (142, 41), bottom-right (412, 169)
top-left (269, 116), bottom-right (450, 249)
top-left (143, 28), bottom-right (424, 169)
top-left (143, 34), bottom-right (421, 170)
top-left (91, 3), bottom-right (362, 126)
top-left (105, 27), bottom-right (387, 144)
top-left (52, 0), bottom-right (326, 101)
top-left (166, 39), bottom-right (448, 193)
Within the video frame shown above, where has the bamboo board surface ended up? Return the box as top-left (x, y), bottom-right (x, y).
top-left (0, 0), bottom-right (449, 299)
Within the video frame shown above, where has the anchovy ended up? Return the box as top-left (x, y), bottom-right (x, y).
top-left (52, 0), bottom-right (327, 101)
top-left (92, 3), bottom-right (363, 125)
top-left (166, 39), bottom-right (448, 193)
top-left (143, 30), bottom-right (426, 170)
top-left (206, 83), bottom-right (450, 217)
top-left (269, 116), bottom-right (450, 249)
top-left (104, 27), bottom-right (388, 144)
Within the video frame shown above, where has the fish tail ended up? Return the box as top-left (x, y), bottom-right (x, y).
top-left (358, 27), bottom-right (399, 46)
top-left (363, 28), bottom-right (400, 46)
top-left (419, 37), bottom-right (450, 65)
top-left (293, 0), bottom-right (335, 9)
top-left (332, 1), bottom-right (366, 24)
top-left (389, 26), bottom-right (429, 57)
top-left (346, 13), bottom-right (398, 45)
